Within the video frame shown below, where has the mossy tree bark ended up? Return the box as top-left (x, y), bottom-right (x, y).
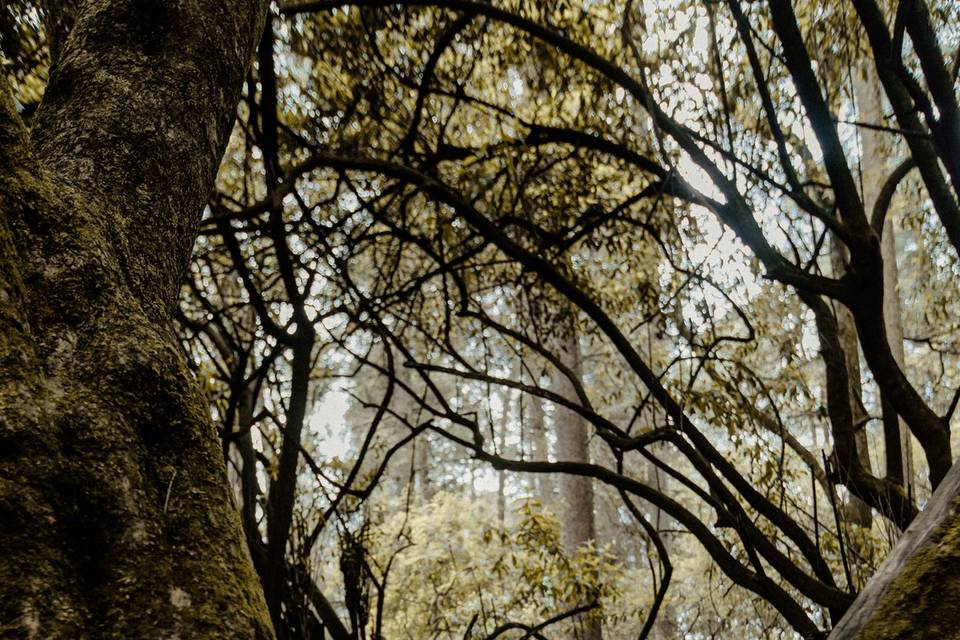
top-left (0, 1), bottom-right (272, 637)
top-left (829, 461), bottom-right (960, 639)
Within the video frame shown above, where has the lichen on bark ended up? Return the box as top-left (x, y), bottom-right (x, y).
top-left (858, 500), bottom-right (960, 639)
top-left (0, 1), bottom-right (273, 637)
top-left (830, 459), bottom-right (960, 639)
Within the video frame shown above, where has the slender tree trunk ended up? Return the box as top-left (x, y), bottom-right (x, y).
top-left (554, 333), bottom-right (597, 552)
top-left (831, 239), bottom-right (874, 527)
top-left (0, 2), bottom-right (272, 637)
top-left (880, 218), bottom-right (915, 493)
top-left (853, 58), bottom-right (915, 496)
top-left (528, 383), bottom-right (555, 505)
top-left (384, 357), bottom-right (414, 499)
top-left (553, 330), bottom-right (601, 640)
top-left (644, 445), bottom-right (678, 640)
top-left (415, 431), bottom-right (433, 503)
top-left (265, 340), bottom-right (313, 626)
top-left (237, 383), bottom-right (266, 565)
top-left (497, 407), bottom-right (507, 525)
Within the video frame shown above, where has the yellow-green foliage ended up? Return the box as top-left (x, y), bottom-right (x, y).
top-left (364, 492), bottom-right (626, 638)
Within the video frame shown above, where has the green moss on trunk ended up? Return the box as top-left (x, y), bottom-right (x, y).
top-left (860, 503), bottom-right (960, 640)
top-left (0, 1), bottom-right (273, 637)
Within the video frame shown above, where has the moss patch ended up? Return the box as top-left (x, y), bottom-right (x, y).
top-left (860, 500), bottom-right (960, 639)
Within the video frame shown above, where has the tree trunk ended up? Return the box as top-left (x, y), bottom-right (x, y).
top-left (553, 330), bottom-right (601, 640)
top-left (828, 49), bottom-right (960, 640)
top-left (880, 217), bottom-right (915, 493)
top-left (0, 1), bottom-right (272, 637)
top-left (644, 446), bottom-right (678, 640)
top-left (830, 239), bottom-right (874, 527)
top-left (497, 405), bottom-right (507, 525)
top-left (853, 57), bottom-right (915, 496)
top-left (528, 384), bottom-right (555, 505)
top-left (828, 460), bottom-right (960, 639)
top-left (415, 431), bottom-right (433, 503)
top-left (265, 340), bottom-right (313, 627)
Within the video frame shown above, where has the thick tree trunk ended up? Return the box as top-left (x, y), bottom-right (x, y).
top-left (553, 331), bottom-right (601, 640)
top-left (0, 1), bottom-right (272, 637)
top-left (828, 461), bottom-right (960, 639)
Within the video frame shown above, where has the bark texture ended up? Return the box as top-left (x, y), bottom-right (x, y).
top-left (0, 1), bottom-right (271, 637)
top-left (829, 461), bottom-right (960, 639)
